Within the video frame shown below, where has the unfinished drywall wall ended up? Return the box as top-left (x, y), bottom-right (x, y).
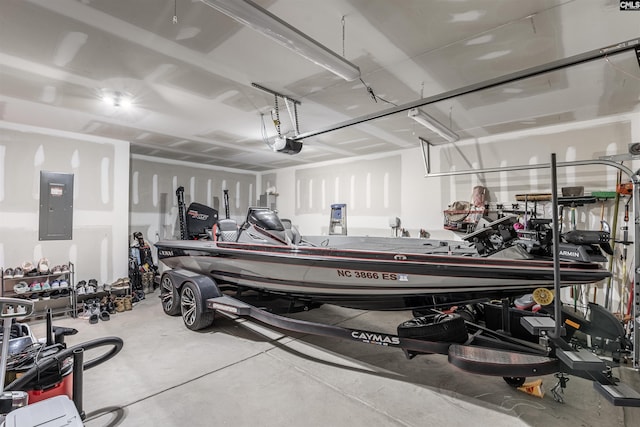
top-left (292, 155), bottom-right (402, 234)
top-left (269, 116), bottom-right (639, 237)
top-left (437, 120), bottom-right (632, 231)
top-left (0, 122), bottom-right (129, 287)
top-left (129, 156), bottom-right (258, 246)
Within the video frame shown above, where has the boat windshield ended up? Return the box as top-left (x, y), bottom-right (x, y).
top-left (247, 208), bottom-right (285, 231)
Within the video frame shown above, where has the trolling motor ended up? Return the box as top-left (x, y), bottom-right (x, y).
top-left (176, 186), bottom-right (187, 240)
top-left (560, 220), bottom-right (613, 262)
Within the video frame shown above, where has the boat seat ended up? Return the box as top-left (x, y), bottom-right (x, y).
top-left (281, 218), bottom-right (301, 244)
top-left (216, 219), bottom-right (239, 242)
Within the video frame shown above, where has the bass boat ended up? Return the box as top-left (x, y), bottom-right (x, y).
top-left (155, 205), bottom-right (611, 310)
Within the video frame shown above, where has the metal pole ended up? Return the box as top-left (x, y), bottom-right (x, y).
top-left (425, 158), bottom-right (634, 179)
top-left (223, 189), bottom-right (230, 219)
top-left (550, 154), bottom-right (565, 339)
top-left (293, 38), bottom-right (639, 142)
top-left (633, 178), bottom-right (640, 369)
top-left (46, 308), bottom-right (54, 346)
top-left (73, 348), bottom-right (85, 420)
top-left (0, 319), bottom-right (12, 392)
top-left (251, 82), bottom-right (301, 106)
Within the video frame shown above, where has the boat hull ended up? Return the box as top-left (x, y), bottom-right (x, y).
top-left (155, 239), bottom-right (610, 310)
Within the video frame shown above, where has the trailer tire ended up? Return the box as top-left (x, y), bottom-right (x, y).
top-left (160, 273), bottom-right (181, 316)
top-left (181, 281), bottom-right (215, 331)
top-left (397, 313), bottom-right (468, 343)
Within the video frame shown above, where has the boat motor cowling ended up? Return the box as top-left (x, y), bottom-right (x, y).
top-left (186, 203), bottom-right (219, 239)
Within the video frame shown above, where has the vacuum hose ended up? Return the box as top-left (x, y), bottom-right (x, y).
top-left (4, 336), bottom-right (123, 392)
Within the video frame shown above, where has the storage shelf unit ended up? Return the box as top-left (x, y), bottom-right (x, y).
top-left (1, 262), bottom-right (75, 319)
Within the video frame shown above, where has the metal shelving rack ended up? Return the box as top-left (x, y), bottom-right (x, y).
top-left (1, 262), bottom-right (75, 320)
top-left (421, 143), bottom-right (640, 369)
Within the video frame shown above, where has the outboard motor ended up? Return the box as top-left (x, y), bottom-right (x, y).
top-left (185, 203), bottom-right (218, 239)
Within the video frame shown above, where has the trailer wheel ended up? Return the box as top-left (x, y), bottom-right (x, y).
top-left (160, 273), bottom-right (181, 316)
top-left (397, 313), bottom-right (468, 343)
top-left (180, 281), bottom-right (214, 331)
top-left (503, 377), bottom-right (526, 387)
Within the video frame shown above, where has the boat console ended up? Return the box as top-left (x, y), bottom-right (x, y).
top-left (236, 207), bottom-right (289, 245)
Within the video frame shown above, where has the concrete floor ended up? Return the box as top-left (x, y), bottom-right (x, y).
top-left (30, 292), bottom-right (640, 427)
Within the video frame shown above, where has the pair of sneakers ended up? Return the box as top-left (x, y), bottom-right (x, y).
top-left (13, 281), bottom-right (29, 294)
top-left (4, 267), bottom-right (15, 278)
top-left (3, 305), bottom-right (27, 315)
top-left (5, 267), bottom-right (24, 279)
top-left (111, 278), bottom-right (130, 290)
top-left (77, 279), bottom-right (97, 295)
top-left (114, 296), bottom-right (133, 312)
top-left (81, 300), bottom-right (111, 323)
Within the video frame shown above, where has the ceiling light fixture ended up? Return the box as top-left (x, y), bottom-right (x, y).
top-left (101, 90), bottom-right (133, 109)
top-left (408, 108), bottom-right (459, 143)
top-left (200, 0), bottom-right (361, 81)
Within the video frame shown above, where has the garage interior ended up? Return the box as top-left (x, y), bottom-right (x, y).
top-left (0, 0), bottom-right (640, 426)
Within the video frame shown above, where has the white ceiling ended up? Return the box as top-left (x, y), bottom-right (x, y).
top-left (1, 0), bottom-right (638, 171)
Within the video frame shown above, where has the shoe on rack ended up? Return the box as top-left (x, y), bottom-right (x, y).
top-left (77, 284), bottom-right (86, 295)
top-left (12, 267), bottom-right (24, 278)
top-left (4, 268), bottom-right (14, 279)
top-left (51, 265), bottom-right (62, 275)
top-left (50, 280), bottom-right (60, 289)
top-left (37, 258), bottom-right (50, 274)
top-left (60, 264), bottom-right (70, 274)
top-left (30, 281), bottom-right (42, 292)
top-left (87, 279), bottom-right (97, 293)
top-left (41, 292), bottom-right (51, 301)
top-left (59, 280), bottom-right (69, 289)
top-left (16, 305), bottom-right (26, 315)
top-left (41, 281), bottom-right (51, 291)
top-left (103, 282), bottom-right (111, 292)
top-left (5, 305), bottom-right (14, 315)
top-left (22, 262), bottom-right (36, 276)
top-left (111, 278), bottom-right (125, 290)
top-left (13, 281), bottom-right (29, 294)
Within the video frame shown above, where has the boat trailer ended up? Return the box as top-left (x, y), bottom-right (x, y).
top-left (161, 267), bottom-right (640, 408)
top-left (209, 293), bottom-right (640, 407)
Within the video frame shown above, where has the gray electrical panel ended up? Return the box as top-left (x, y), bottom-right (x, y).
top-left (39, 171), bottom-right (74, 240)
